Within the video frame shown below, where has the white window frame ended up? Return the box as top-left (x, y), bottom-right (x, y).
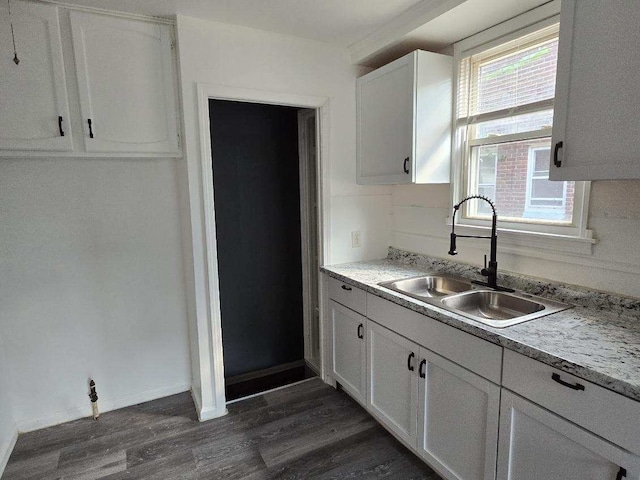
top-left (450, 1), bottom-right (593, 253)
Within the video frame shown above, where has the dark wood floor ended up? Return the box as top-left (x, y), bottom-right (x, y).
top-left (2, 378), bottom-right (441, 479)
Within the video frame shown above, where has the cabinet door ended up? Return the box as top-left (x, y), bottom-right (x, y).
top-left (550, 0), bottom-right (640, 180)
top-left (330, 300), bottom-right (366, 403)
top-left (497, 390), bottom-right (640, 480)
top-left (357, 54), bottom-right (414, 185)
top-left (417, 347), bottom-right (500, 480)
top-left (367, 320), bottom-right (418, 447)
top-left (70, 12), bottom-right (179, 154)
top-left (0, 1), bottom-right (72, 151)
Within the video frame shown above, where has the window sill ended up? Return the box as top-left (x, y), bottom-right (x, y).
top-left (445, 220), bottom-right (596, 257)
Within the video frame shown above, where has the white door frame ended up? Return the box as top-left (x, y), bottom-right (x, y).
top-left (194, 83), bottom-right (331, 419)
top-left (297, 109), bottom-right (320, 371)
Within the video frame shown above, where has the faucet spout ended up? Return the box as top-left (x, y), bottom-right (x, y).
top-left (448, 195), bottom-right (513, 292)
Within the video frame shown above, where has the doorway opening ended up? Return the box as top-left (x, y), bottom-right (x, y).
top-left (208, 100), bottom-right (320, 402)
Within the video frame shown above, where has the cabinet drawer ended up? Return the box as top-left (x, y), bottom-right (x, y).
top-left (328, 277), bottom-right (366, 315)
top-left (367, 294), bottom-right (502, 384)
top-left (503, 349), bottom-right (640, 455)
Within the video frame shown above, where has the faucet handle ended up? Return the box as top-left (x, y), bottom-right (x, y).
top-left (480, 255), bottom-right (490, 277)
top-left (448, 233), bottom-right (458, 256)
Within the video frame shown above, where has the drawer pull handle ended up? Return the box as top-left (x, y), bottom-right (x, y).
top-left (341, 284), bottom-right (352, 291)
top-left (419, 359), bottom-right (426, 378)
top-left (616, 467), bottom-right (627, 480)
top-left (403, 157), bottom-right (410, 174)
top-left (357, 323), bottom-right (363, 339)
top-left (407, 352), bottom-right (415, 371)
top-left (551, 373), bottom-right (585, 391)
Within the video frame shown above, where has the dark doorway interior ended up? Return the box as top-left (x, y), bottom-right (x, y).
top-left (209, 99), bottom-right (313, 400)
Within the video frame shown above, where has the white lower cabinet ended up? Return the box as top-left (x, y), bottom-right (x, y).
top-left (367, 320), bottom-right (419, 446)
top-left (417, 347), bottom-right (500, 480)
top-left (497, 390), bottom-right (640, 480)
top-left (327, 280), bottom-right (639, 480)
top-left (367, 320), bottom-right (499, 479)
top-left (330, 300), bottom-right (366, 404)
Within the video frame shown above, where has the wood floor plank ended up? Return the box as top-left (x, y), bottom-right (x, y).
top-left (1, 450), bottom-right (60, 480)
top-left (10, 392), bottom-right (196, 464)
top-left (124, 383), bottom-right (341, 470)
top-left (267, 427), bottom-right (439, 480)
top-left (102, 450), bottom-right (196, 480)
top-left (56, 449), bottom-right (126, 480)
top-left (2, 379), bottom-right (442, 480)
top-left (258, 403), bottom-right (377, 468)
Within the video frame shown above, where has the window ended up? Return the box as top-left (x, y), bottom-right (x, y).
top-left (453, 19), bottom-right (589, 238)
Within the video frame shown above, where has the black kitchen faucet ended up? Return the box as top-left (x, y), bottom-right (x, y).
top-left (448, 195), bottom-right (514, 292)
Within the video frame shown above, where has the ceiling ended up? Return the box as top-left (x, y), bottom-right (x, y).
top-left (50, 0), bottom-right (552, 66)
top-left (354, 0), bottom-right (552, 67)
top-left (49, 0), bottom-right (424, 47)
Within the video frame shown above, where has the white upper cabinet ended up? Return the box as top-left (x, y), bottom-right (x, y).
top-left (70, 12), bottom-right (179, 155)
top-left (357, 50), bottom-right (452, 185)
top-left (550, 0), bottom-right (640, 180)
top-left (0, 1), bottom-right (72, 151)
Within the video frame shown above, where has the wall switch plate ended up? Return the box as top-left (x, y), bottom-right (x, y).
top-left (351, 230), bottom-right (361, 248)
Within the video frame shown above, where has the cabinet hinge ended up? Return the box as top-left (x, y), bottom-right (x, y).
top-left (177, 133), bottom-right (181, 148)
top-left (170, 39), bottom-right (176, 50)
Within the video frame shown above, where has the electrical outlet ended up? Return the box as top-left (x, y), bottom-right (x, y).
top-left (351, 230), bottom-right (361, 248)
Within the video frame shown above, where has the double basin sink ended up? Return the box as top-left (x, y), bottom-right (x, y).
top-left (378, 275), bottom-right (571, 328)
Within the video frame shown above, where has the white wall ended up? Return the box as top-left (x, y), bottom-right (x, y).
top-left (0, 335), bottom-right (17, 476)
top-left (0, 157), bottom-right (192, 431)
top-left (391, 180), bottom-right (640, 298)
top-left (175, 15), bottom-right (392, 417)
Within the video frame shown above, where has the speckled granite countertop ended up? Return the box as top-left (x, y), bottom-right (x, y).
top-left (321, 250), bottom-right (640, 403)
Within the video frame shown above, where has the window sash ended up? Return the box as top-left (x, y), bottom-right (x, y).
top-left (457, 25), bottom-right (560, 121)
top-left (456, 98), bottom-right (554, 128)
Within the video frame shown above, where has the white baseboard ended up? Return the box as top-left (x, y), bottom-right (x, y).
top-left (0, 423), bottom-right (18, 478)
top-left (17, 383), bottom-right (191, 433)
top-left (190, 387), bottom-right (203, 417)
top-left (191, 386), bottom-right (227, 422)
top-left (197, 405), bottom-right (227, 422)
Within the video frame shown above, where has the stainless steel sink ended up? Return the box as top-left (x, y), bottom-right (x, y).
top-left (379, 275), bottom-right (473, 300)
top-left (378, 275), bottom-right (571, 328)
top-left (441, 290), bottom-right (571, 328)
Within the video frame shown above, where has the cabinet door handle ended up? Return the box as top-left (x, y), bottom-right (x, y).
top-left (341, 284), bottom-right (352, 291)
top-left (88, 118), bottom-right (94, 139)
top-left (551, 373), bottom-right (585, 391)
top-left (553, 141), bottom-right (563, 167)
top-left (407, 352), bottom-right (415, 371)
top-left (419, 359), bottom-right (426, 378)
top-left (58, 116), bottom-right (65, 137)
top-left (357, 323), bottom-right (363, 339)
top-left (403, 157), bottom-right (410, 174)
top-left (616, 467), bottom-right (627, 480)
